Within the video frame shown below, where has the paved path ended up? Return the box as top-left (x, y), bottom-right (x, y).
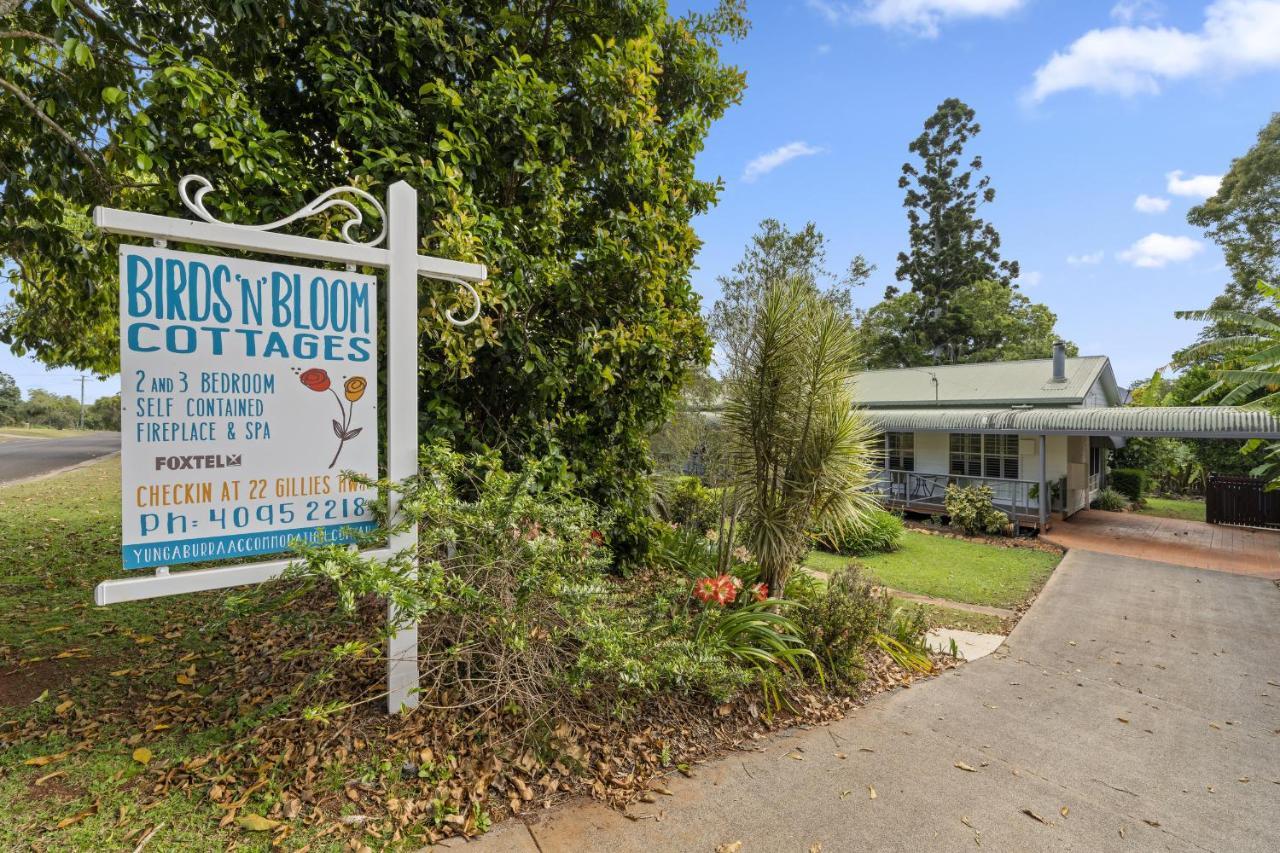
top-left (0, 432), bottom-right (120, 484)
top-left (1044, 510), bottom-right (1280, 579)
top-left (446, 550), bottom-right (1280, 852)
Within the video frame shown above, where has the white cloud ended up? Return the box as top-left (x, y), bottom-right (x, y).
top-left (806, 0), bottom-right (1025, 38)
top-left (1019, 270), bottom-right (1043, 287)
top-left (1133, 194), bottom-right (1170, 213)
top-left (1028, 0), bottom-right (1280, 102)
top-left (1117, 233), bottom-right (1204, 268)
top-left (741, 142), bottom-right (823, 183)
top-left (1067, 250), bottom-right (1105, 265)
top-left (1165, 169), bottom-right (1222, 198)
top-left (1110, 0), bottom-right (1163, 24)
top-left (816, 43), bottom-right (833, 55)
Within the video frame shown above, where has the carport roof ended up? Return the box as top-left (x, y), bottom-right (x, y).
top-left (863, 406), bottom-right (1280, 440)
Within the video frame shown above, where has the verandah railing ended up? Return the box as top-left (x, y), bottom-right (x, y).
top-left (870, 469), bottom-right (1048, 525)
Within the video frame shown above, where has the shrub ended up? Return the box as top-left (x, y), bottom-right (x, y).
top-left (790, 564), bottom-right (928, 690)
top-left (823, 509), bottom-right (904, 556)
top-left (282, 443), bottom-right (760, 721)
top-left (944, 484), bottom-right (1009, 536)
top-left (1110, 468), bottom-right (1149, 501)
top-left (1092, 487), bottom-right (1129, 512)
top-left (660, 476), bottom-right (722, 534)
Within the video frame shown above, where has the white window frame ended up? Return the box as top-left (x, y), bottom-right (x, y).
top-left (950, 433), bottom-right (1020, 480)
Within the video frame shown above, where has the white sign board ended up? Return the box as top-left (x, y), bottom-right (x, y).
top-left (119, 244), bottom-right (378, 569)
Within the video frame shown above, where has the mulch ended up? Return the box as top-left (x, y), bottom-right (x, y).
top-left (0, 587), bottom-right (948, 850)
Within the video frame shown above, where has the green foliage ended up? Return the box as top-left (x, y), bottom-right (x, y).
top-left (15, 388), bottom-right (80, 429)
top-left (943, 484), bottom-right (1009, 536)
top-left (1175, 282), bottom-right (1280, 486)
top-left (1092, 487), bottom-right (1129, 512)
top-left (0, 0), bottom-right (752, 563)
top-left (822, 508), bottom-right (904, 556)
top-left (649, 367), bottom-right (724, 479)
top-left (893, 98), bottom-right (1019, 360)
top-left (709, 218), bottom-right (872, 358)
top-left (790, 564), bottom-right (928, 692)
top-left (84, 393), bottom-right (121, 431)
top-left (1109, 468), bottom-right (1148, 502)
top-left (0, 372), bottom-right (19, 424)
top-left (693, 599), bottom-right (816, 679)
top-left (724, 276), bottom-right (880, 593)
top-left (860, 280), bottom-right (1076, 369)
top-left (1188, 112), bottom-right (1279, 306)
top-left (657, 475), bottom-right (722, 534)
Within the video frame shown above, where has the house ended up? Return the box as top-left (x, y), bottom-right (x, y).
top-left (857, 342), bottom-right (1280, 530)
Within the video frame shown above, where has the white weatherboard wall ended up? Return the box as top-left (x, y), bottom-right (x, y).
top-left (905, 432), bottom-right (1070, 484)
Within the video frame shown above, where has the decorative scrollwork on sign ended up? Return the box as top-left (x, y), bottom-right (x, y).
top-left (434, 276), bottom-right (483, 327)
top-left (177, 175), bottom-right (387, 247)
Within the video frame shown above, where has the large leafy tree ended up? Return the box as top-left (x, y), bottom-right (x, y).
top-left (709, 218), bottom-right (872, 364)
top-left (1, 0), bottom-right (748, 557)
top-left (1188, 112), bottom-right (1279, 309)
top-left (860, 280), bottom-right (1073, 369)
top-left (893, 98), bottom-right (1018, 360)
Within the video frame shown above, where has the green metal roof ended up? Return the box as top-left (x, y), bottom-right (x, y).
top-left (863, 406), bottom-right (1280, 439)
top-left (853, 356), bottom-right (1115, 408)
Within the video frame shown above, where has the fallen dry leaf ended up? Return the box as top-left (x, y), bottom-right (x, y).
top-left (955, 762), bottom-right (977, 772)
top-left (867, 785), bottom-right (877, 800)
top-left (237, 814), bottom-right (279, 832)
top-left (1060, 806), bottom-right (1069, 818)
top-left (132, 748), bottom-right (153, 765)
top-left (715, 843), bottom-right (742, 853)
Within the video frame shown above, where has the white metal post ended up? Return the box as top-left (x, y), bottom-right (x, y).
top-left (385, 181), bottom-right (420, 713)
top-left (1039, 434), bottom-right (1048, 529)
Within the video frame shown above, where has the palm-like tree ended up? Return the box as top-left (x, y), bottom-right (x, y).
top-left (1175, 281), bottom-right (1280, 484)
top-left (723, 276), bottom-right (880, 593)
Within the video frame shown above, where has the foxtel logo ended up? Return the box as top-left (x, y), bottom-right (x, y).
top-left (154, 454), bottom-right (243, 471)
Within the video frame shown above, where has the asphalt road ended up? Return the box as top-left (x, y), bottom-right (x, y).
top-left (458, 550), bottom-right (1280, 853)
top-left (0, 431), bottom-right (120, 484)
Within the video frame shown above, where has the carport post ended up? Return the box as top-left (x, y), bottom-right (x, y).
top-left (1039, 434), bottom-right (1048, 529)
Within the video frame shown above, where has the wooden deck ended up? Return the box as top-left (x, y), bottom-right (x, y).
top-left (879, 494), bottom-right (1046, 530)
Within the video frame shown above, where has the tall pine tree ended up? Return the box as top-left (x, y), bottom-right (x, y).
top-left (893, 98), bottom-right (1018, 361)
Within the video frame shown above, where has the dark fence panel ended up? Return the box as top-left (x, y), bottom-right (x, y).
top-left (1206, 474), bottom-right (1280, 529)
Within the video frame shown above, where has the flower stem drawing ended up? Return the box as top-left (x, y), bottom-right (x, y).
top-left (297, 368), bottom-right (367, 469)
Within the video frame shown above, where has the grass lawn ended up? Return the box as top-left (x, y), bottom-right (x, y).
top-left (805, 530), bottom-right (1061, 611)
top-left (1135, 496), bottom-right (1206, 523)
top-left (0, 425), bottom-right (92, 439)
top-left (892, 598), bottom-right (1007, 635)
top-left (0, 461), bottom-right (281, 850)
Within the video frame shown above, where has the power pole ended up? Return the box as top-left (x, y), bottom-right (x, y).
top-left (76, 375), bottom-right (87, 429)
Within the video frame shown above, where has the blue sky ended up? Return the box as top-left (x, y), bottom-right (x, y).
top-left (4, 0), bottom-right (1278, 400)
top-left (685, 0), bottom-right (1280, 386)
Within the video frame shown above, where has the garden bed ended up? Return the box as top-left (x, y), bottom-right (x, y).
top-left (1, 460), bottom-right (945, 851)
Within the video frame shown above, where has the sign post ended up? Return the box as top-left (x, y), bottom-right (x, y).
top-left (93, 177), bottom-right (485, 714)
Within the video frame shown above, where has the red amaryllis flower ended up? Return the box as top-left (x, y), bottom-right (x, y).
top-left (750, 582), bottom-right (768, 603)
top-left (692, 576), bottom-right (719, 604)
top-left (713, 574), bottom-right (738, 606)
top-left (299, 367), bottom-right (331, 392)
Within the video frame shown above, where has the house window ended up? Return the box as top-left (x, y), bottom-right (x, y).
top-left (887, 432), bottom-right (914, 471)
top-left (983, 434), bottom-right (1020, 480)
top-left (949, 433), bottom-right (982, 477)
top-left (1089, 447), bottom-right (1102, 476)
top-left (950, 433), bottom-right (1019, 479)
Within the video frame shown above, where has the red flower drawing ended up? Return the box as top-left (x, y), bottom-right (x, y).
top-left (299, 367), bottom-right (331, 392)
top-left (298, 367), bottom-right (365, 469)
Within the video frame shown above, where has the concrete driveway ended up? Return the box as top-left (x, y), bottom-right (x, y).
top-left (452, 550), bottom-right (1280, 853)
top-left (0, 431), bottom-right (120, 484)
top-left (1044, 510), bottom-right (1280, 579)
